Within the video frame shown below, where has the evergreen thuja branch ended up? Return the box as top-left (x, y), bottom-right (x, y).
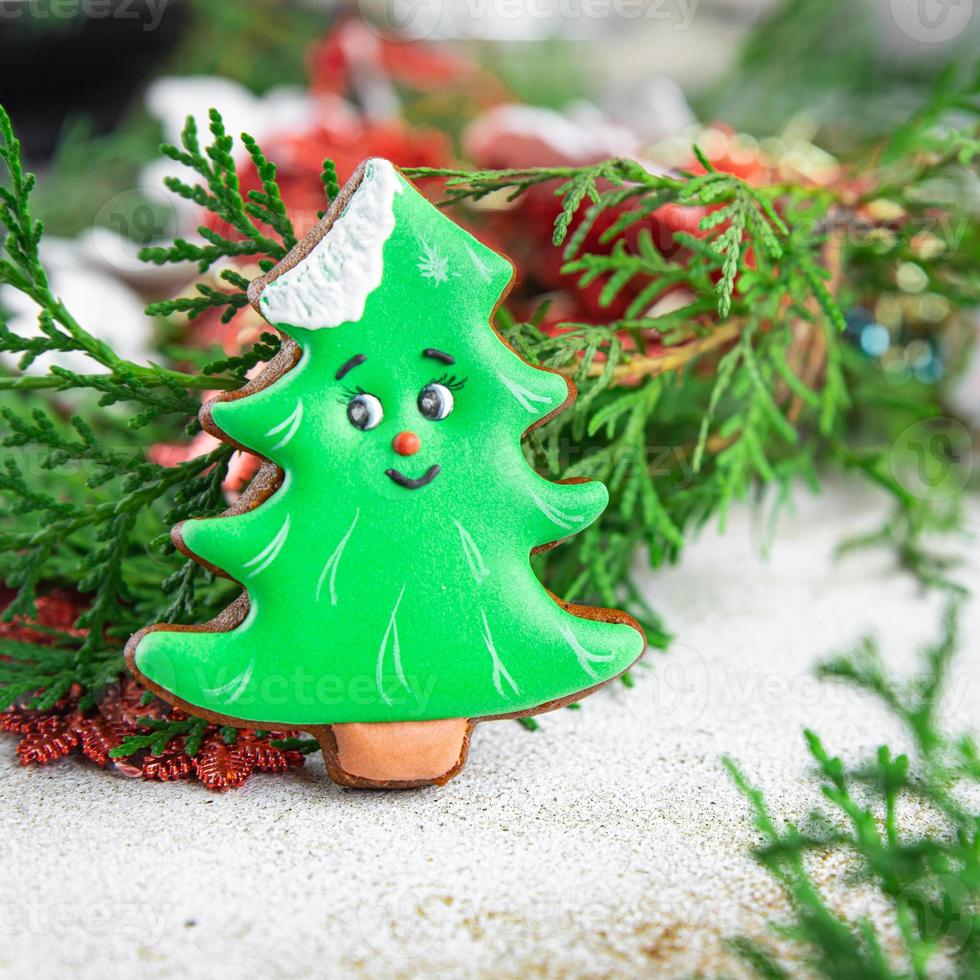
top-left (845, 68), bottom-right (980, 317)
top-left (109, 714), bottom-right (208, 760)
top-left (142, 110), bottom-right (286, 269)
top-left (464, 124), bottom-right (969, 603)
top-left (320, 158), bottom-right (339, 204)
top-left (137, 111), bottom-right (301, 327)
top-left (241, 132), bottom-right (297, 252)
top-left (139, 115), bottom-right (324, 335)
top-left (0, 104), bottom-right (244, 397)
top-left (726, 599), bottom-right (979, 979)
top-left (407, 155), bottom-right (801, 324)
top-left (0, 436), bottom-right (229, 586)
top-left (0, 433), bottom-right (234, 709)
top-left (407, 158), bottom-right (678, 210)
top-left (0, 106), bottom-right (45, 289)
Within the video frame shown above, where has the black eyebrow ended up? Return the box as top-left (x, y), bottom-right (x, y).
top-left (335, 354), bottom-right (366, 380)
top-left (422, 348), bottom-right (455, 365)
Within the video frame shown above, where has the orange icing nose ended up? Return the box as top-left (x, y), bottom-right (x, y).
top-left (392, 431), bottom-right (421, 456)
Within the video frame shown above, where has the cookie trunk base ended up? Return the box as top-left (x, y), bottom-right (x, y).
top-left (312, 719), bottom-right (473, 789)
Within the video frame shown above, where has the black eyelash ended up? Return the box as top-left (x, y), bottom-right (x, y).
top-left (336, 385), bottom-right (366, 405)
top-left (431, 373), bottom-right (467, 391)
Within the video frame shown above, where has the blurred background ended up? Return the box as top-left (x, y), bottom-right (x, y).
top-left (1, 0), bottom-right (977, 402)
top-left (2, 0), bottom-right (976, 218)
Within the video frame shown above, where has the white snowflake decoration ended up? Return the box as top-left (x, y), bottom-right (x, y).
top-left (417, 240), bottom-right (450, 285)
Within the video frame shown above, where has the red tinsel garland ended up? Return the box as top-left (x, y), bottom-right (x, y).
top-left (0, 592), bottom-right (306, 791)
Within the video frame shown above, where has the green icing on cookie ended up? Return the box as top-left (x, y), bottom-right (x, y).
top-left (131, 159), bottom-right (644, 725)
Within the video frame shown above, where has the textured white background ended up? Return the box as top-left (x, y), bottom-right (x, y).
top-left (1, 482), bottom-right (977, 979)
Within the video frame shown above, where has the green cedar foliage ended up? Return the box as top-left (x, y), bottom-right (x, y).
top-left (725, 598), bottom-right (979, 978)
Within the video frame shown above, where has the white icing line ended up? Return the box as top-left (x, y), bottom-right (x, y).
top-left (499, 374), bottom-right (552, 412)
top-left (530, 490), bottom-right (585, 530)
top-left (244, 514), bottom-right (290, 577)
top-left (454, 518), bottom-right (488, 583)
top-left (260, 158), bottom-right (404, 330)
top-left (559, 622), bottom-right (616, 680)
top-left (223, 662), bottom-right (254, 705)
top-left (464, 243), bottom-right (492, 282)
top-left (315, 509), bottom-right (360, 605)
top-left (392, 612), bottom-right (407, 689)
top-left (265, 400), bottom-right (303, 450)
top-left (481, 610), bottom-right (519, 699)
top-left (376, 584), bottom-right (408, 706)
top-left (202, 665), bottom-right (248, 697)
top-left (203, 661), bottom-right (254, 704)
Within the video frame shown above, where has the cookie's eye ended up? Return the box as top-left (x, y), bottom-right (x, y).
top-left (418, 382), bottom-right (454, 421)
top-left (346, 392), bottom-right (383, 431)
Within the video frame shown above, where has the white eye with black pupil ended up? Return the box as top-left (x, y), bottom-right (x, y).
top-left (347, 392), bottom-right (383, 430)
top-left (418, 383), bottom-right (454, 421)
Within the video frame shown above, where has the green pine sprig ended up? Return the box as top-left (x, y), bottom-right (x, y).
top-left (407, 154), bottom-right (799, 322)
top-left (110, 714), bottom-right (209, 759)
top-left (725, 598), bottom-right (979, 979)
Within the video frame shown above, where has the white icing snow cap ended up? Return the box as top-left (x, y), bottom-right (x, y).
top-left (259, 158), bottom-right (404, 330)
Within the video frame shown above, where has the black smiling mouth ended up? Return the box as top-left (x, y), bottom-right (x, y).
top-left (385, 464), bottom-right (441, 490)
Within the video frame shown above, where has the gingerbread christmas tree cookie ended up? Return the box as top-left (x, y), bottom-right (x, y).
top-left (126, 158), bottom-right (645, 788)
